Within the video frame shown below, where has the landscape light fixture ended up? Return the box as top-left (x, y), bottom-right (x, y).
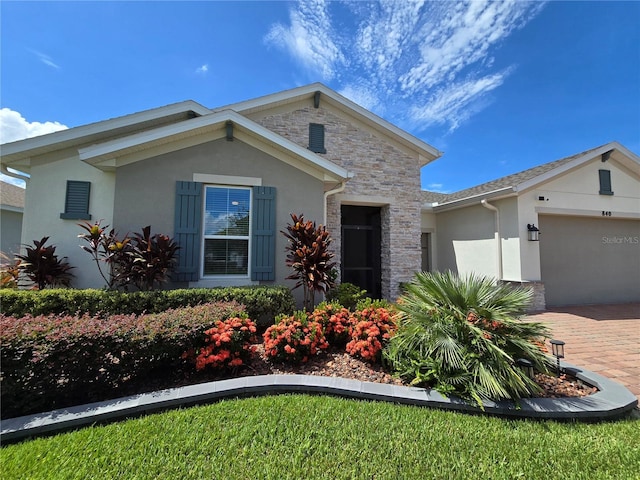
top-left (550, 339), bottom-right (565, 375)
top-left (527, 223), bottom-right (540, 241)
top-left (516, 358), bottom-right (535, 379)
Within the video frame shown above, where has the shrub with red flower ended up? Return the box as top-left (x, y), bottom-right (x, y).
top-left (263, 311), bottom-right (329, 364)
top-left (309, 302), bottom-right (353, 347)
top-left (346, 306), bottom-right (398, 363)
top-left (189, 317), bottom-right (257, 371)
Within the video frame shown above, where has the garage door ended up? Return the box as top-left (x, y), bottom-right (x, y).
top-left (539, 215), bottom-right (640, 306)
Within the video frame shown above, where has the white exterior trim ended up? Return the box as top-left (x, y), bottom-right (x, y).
top-left (193, 173), bottom-right (262, 186)
top-left (516, 142), bottom-right (639, 193)
top-left (0, 101), bottom-right (211, 164)
top-left (216, 83), bottom-right (443, 164)
top-left (77, 110), bottom-right (351, 183)
top-left (535, 206), bottom-right (640, 219)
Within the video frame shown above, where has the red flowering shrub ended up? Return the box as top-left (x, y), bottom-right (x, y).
top-left (346, 306), bottom-right (398, 363)
top-left (263, 311), bottom-right (329, 364)
top-left (188, 317), bottom-right (257, 371)
top-left (309, 302), bottom-right (353, 347)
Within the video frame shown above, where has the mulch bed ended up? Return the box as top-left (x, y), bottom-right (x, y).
top-left (2, 346), bottom-right (596, 420)
top-left (119, 344), bottom-right (596, 401)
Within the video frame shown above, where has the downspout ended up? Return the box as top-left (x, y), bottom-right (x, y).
top-left (323, 181), bottom-right (347, 226)
top-left (481, 199), bottom-right (503, 281)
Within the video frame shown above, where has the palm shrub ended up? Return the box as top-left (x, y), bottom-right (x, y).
top-left (384, 271), bottom-right (552, 406)
top-left (282, 213), bottom-right (336, 312)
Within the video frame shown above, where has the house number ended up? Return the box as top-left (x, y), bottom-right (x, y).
top-left (602, 211), bottom-right (612, 216)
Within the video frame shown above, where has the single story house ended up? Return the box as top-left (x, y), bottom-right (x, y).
top-left (0, 181), bottom-right (25, 256)
top-left (1, 84), bottom-right (638, 308)
top-left (0, 83), bottom-right (441, 303)
top-left (421, 142), bottom-right (640, 308)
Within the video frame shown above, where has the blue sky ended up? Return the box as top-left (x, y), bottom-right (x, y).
top-left (1, 1), bottom-right (638, 193)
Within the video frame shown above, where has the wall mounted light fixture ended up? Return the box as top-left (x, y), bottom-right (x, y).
top-left (527, 223), bottom-right (540, 241)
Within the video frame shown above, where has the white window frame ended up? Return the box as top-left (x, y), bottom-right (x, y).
top-left (201, 185), bottom-right (252, 279)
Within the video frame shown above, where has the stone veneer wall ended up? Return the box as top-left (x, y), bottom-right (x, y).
top-left (501, 280), bottom-right (546, 312)
top-left (254, 105), bottom-right (422, 300)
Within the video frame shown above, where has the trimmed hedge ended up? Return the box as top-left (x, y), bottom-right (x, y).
top-left (1, 302), bottom-right (246, 419)
top-left (0, 286), bottom-right (295, 327)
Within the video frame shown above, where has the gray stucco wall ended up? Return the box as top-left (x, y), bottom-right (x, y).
top-left (0, 209), bottom-right (23, 256)
top-left (435, 204), bottom-right (497, 276)
top-left (113, 137), bottom-right (325, 297)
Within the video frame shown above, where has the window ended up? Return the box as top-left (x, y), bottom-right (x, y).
top-left (599, 169), bottom-right (613, 195)
top-left (60, 180), bottom-right (91, 219)
top-left (175, 182), bottom-right (275, 283)
top-left (202, 186), bottom-right (251, 276)
top-left (308, 123), bottom-right (326, 154)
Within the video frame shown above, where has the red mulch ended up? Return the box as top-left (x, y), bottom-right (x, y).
top-left (122, 344), bottom-right (597, 400)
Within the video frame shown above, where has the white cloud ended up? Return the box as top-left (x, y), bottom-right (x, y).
top-left (28, 49), bottom-right (61, 69)
top-left (410, 69), bottom-right (511, 131)
top-left (264, 0), bottom-right (344, 80)
top-left (0, 108), bottom-right (66, 186)
top-left (266, 0), bottom-right (544, 132)
top-left (339, 83), bottom-right (381, 113)
top-left (0, 108), bottom-right (68, 144)
top-left (195, 64), bottom-right (209, 74)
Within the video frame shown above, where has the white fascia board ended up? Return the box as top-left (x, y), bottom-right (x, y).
top-left (0, 204), bottom-right (24, 213)
top-left (0, 100), bottom-right (211, 163)
top-left (79, 110), bottom-right (351, 182)
top-left (217, 83), bottom-right (443, 163)
top-left (515, 142), bottom-right (639, 193)
top-left (433, 187), bottom-right (516, 213)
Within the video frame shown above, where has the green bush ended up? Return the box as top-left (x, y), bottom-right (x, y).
top-left (384, 271), bottom-right (552, 406)
top-left (0, 286), bottom-right (295, 327)
top-left (1, 302), bottom-right (245, 419)
top-left (326, 282), bottom-right (367, 311)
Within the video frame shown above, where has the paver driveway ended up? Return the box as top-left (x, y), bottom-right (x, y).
top-left (525, 303), bottom-right (640, 401)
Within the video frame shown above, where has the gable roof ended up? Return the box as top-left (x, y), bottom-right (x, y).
top-left (215, 82), bottom-right (443, 166)
top-left (0, 181), bottom-right (25, 211)
top-left (78, 109), bottom-right (352, 183)
top-left (423, 142), bottom-right (640, 210)
top-left (0, 100), bottom-right (211, 167)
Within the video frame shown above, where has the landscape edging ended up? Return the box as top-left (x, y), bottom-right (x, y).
top-left (1, 361), bottom-right (637, 444)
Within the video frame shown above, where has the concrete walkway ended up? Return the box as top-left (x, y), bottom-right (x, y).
top-left (526, 303), bottom-right (640, 401)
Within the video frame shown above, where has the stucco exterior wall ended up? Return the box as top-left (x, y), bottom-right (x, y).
top-left (21, 157), bottom-right (115, 288)
top-left (113, 137), bottom-right (325, 299)
top-left (432, 197), bottom-right (521, 282)
top-left (517, 156), bottom-right (640, 281)
top-left (434, 204), bottom-right (497, 278)
top-left (1, 209), bottom-right (23, 255)
top-left (251, 102), bottom-right (423, 300)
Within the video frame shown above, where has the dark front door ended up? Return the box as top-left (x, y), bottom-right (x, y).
top-left (341, 205), bottom-right (382, 299)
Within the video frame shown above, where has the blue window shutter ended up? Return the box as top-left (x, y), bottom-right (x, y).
top-left (174, 181), bottom-right (202, 282)
top-left (599, 169), bottom-right (613, 195)
top-left (308, 123), bottom-right (326, 154)
top-left (60, 181), bottom-right (91, 219)
top-left (251, 186), bottom-right (276, 281)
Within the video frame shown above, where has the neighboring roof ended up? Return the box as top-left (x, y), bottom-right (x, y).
top-left (78, 109), bottom-right (352, 183)
top-left (421, 191), bottom-right (450, 204)
top-left (215, 82), bottom-right (443, 166)
top-left (424, 142), bottom-right (640, 209)
top-left (0, 100), bottom-right (211, 166)
top-left (0, 181), bottom-right (25, 210)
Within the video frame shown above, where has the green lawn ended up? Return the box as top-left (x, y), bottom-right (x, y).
top-left (2, 394), bottom-right (639, 480)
